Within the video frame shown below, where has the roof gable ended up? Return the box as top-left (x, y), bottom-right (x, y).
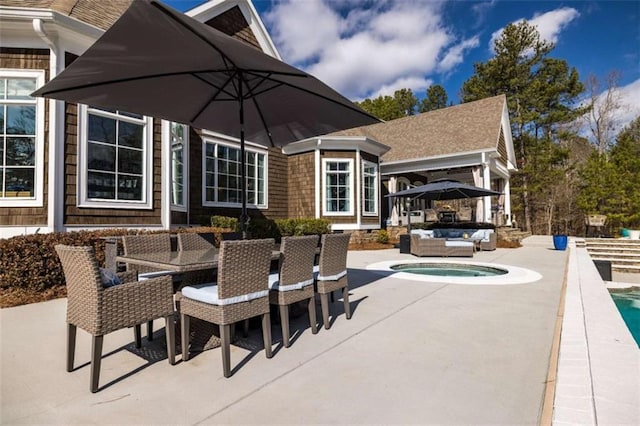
top-left (329, 95), bottom-right (509, 163)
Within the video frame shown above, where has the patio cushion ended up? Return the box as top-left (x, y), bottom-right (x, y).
top-left (445, 240), bottom-right (474, 248)
top-left (313, 265), bottom-right (347, 281)
top-left (268, 272), bottom-right (314, 291)
top-left (411, 229), bottom-right (434, 239)
top-left (181, 283), bottom-right (268, 306)
top-left (99, 267), bottom-right (121, 287)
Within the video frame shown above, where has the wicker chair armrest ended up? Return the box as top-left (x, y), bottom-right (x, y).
top-left (117, 270), bottom-right (138, 284)
top-left (98, 275), bottom-right (174, 335)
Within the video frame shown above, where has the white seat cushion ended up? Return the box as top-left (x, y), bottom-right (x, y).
top-left (313, 265), bottom-right (347, 281)
top-left (181, 283), bottom-right (268, 306)
top-left (268, 272), bottom-right (314, 292)
top-left (445, 240), bottom-right (474, 248)
top-left (138, 270), bottom-right (176, 280)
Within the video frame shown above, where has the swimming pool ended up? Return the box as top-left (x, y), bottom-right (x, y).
top-left (390, 263), bottom-right (508, 277)
top-left (367, 259), bottom-right (542, 285)
top-left (610, 288), bottom-right (640, 346)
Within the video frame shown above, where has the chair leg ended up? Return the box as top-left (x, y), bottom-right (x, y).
top-left (220, 324), bottom-right (232, 378)
top-left (180, 314), bottom-right (190, 362)
top-left (134, 324), bottom-right (142, 349)
top-left (147, 320), bottom-right (154, 341)
top-left (90, 335), bottom-right (104, 393)
top-left (308, 297), bottom-right (318, 334)
top-left (342, 287), bottom-right (351, 320)
top-left (262, 313), bottom-right (272, 358)
top-left (279, 305), bottom-right (290, 347)
top-left (320, 293), bottom-right (331, 330)
top-left (67, 323), bottom-right (76, 372)
top-left (165, 315), bottom-right (176, 365)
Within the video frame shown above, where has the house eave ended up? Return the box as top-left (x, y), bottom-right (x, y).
top-left (380, 149), bottom-right (497, 176)
top-left (282, 136), bottom-right (391, 157)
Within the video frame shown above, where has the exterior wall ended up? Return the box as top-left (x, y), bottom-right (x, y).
top-left (497, 128), bottom-right (508, 169)
top-left (62, 104), bottom-right (163, 226)
top-left (205, 6), bottom-right (260, 49)
top-left (0, 48), bottom-right (50, 228)
top-left (187, 130), bottom-right (288, 225)
top-left (287, 151), bottom-right (315, 218)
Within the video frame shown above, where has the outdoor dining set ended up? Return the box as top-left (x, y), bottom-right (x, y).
top-left (54, 232), bottom-right (351, 392)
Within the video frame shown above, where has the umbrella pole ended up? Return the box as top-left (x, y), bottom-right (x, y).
top-left (239, 74), bottom-right (249, 239)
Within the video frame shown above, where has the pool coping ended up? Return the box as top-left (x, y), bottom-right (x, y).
top-left (552, 240), bottom-right (640, 424)
top-left (365, 258), bottom-right (542, 285)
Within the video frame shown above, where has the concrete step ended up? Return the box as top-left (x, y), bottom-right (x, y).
top-left (585, 238), bottom-right (640, 247)
top-left (587, 247), bottom-right (640, 254)
top-left (587, 251), bottom-right (640, 258)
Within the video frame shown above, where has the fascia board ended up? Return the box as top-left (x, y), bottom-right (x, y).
top-left (380, 151), bottom-right (488, 176)
top-left (282, 136), bottom-right (390, 156)
top-left (185, 0), bottom-right (281, 59)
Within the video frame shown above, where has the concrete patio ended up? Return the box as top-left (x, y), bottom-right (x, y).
top-left (1, 236), bottom-right (637, 424)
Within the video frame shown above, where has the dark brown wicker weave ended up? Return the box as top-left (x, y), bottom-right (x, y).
top-left (55, 245), bottom-right (176, 393)
top-left (269, 235), bottom-right (319, 347)
top-left (315, 233), bottom-right (351, 329)
top-left (178, 238), bottom-right (274, 378)
top-left (410, 235), bottom-right (474, 257)
top-left (177, 232), bottom-right (215, 251)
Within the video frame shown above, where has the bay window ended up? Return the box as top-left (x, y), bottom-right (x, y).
top-left (322, 158), bottom-right (353, 215)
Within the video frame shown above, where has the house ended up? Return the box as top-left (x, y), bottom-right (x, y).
top-left (0, 0), bottom-right (391, 238)
top-left (0, 0), bottom-right (514, 239)
top-left (322, 95), bottom-right (517, 227)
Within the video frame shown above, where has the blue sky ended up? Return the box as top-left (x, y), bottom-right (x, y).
top-left (166, 0), bottom-right (640, 126)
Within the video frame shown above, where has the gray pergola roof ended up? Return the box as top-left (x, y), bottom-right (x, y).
top-left (328, 94), bottom-right (507, 163)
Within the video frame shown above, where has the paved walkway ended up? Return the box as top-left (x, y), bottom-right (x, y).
top-left (0, 237), bottom-right (577, 424)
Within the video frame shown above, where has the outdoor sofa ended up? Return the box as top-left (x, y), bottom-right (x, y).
top-left (410, 233), bottom-right (474, 257)
top-left (412, 228), bottom-right (496, 251)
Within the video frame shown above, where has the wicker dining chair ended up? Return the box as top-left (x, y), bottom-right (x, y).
top-left (177, 232), bottom-right (215, 251)
top-left (122, 234), bottom-right (177, 337)
top-left (55, 245), bottom-right (176, 393)
top-left (269, 235), bottom-right (319, 347)
top-left (178, 238), bottom-right (274, 377)
top-left (314, 233), bottom-right (352, 329)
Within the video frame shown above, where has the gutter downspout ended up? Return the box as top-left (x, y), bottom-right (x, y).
top-left (33, 18), bottom-right (63, 234)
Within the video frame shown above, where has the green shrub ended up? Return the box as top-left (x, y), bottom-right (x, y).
top-left (0, 229), bottom-right (145, 293)
top-left (210, 215), bottom-right (238, 230)
top-left (376, 229), bottom-right (390, 244)
top-left (247, 218), bottom-right (281, 240)
top-left (275, 218), bottom-right (331, 237)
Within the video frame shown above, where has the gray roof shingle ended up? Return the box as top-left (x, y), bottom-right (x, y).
top-left (329, 94), bottom-right (507, 162)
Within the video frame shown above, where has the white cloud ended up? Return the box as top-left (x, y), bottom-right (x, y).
top-left (614, 78), bottom-right (640, 130)
top-left (264, 0), bottom-right (475, 100)
top-left (489, 7), bottom-right (579, 50)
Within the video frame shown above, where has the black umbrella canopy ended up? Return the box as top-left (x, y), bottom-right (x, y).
top-left (386, 178), bottom-right (501, 200)
top-left (32, 0), bottom-right (379, 147)
top-left (33, 0), bottom-right (380, 235)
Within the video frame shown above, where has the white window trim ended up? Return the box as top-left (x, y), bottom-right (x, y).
top-left (169, 122), bottom-right (188, 212)
top-left (322, 158), bottom-right (354, 216)
top-left (201, 138), bottom-right (268, 209)
top-left (77, 105), bottom-right (153, 209)
top-left (362, 160), bottom-right (378, 216)
top-left (0, 69), bottom-right (45, 207)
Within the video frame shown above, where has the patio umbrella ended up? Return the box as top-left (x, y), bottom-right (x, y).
top-left (385, 178), bottom-right (501, 232)
top-left (387, 178), bottom-right (501, 201)
top-left (32, 0), bottom-right (379, 236)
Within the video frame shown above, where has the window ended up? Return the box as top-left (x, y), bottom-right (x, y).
top-left (323, 159), bottom-right (353, 215)
top-left (362, 160), bottom-right (378, 215)
top-left (203, 140), bottom-right (266, 208)
top-left (0, 70), bottom-right (45, 206)
top-left (78, 106), bottom-right (153, 208)
top-left (170, 122), bottom-right (187, 209)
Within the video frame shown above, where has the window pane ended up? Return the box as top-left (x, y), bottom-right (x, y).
top-left (206, 187), bottom-right (216, 202)
top-left (87, 171), bottom-right (116, 199)
top-left (0, 106), bottom-right (4, 131)
top-left (118, 110), bottom-right (143, 119)
top-left (87, 143), bottom-right (116, 171)
top-left (6, 106), bottom-right (35, 135)
top-left (0, 169), bottom-right (3, 196)
top-left (118, 147), bottom-right (142, 174)
top-left (205, 172), bottom-right (215, 187)
top-left (0, 79), bottom-right (5, 100)
top-left (7, 79), bottom-right (36, 100)
top-left (5, 137), bottom-right (35, 166)
top-left (88, 114), bottom-right (116, 144)
top-left (118, 121), bottom-right (143, 148)
top-left (5, 168), bottom-right (34, 196)
top-left (118, 175), bottom-right (142, 200)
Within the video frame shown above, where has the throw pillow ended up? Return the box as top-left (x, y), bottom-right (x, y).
top-left (99, 267), bottom-right (122, 287)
